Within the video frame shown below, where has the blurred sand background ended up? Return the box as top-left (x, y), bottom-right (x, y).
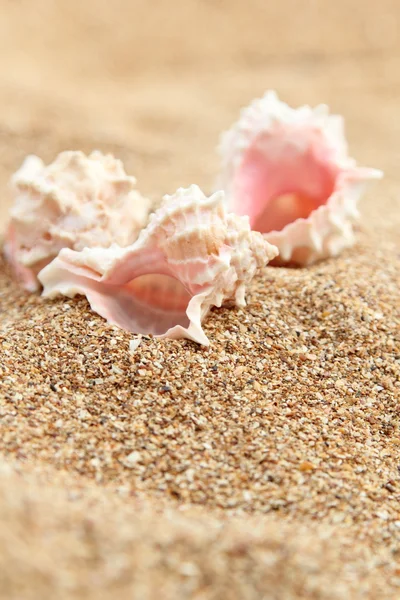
top-left (0, 1), bottom-right (399, 598)
top-left (0, 0), bottom-right (400, 226)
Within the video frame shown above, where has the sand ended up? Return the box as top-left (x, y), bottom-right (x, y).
top-left (0, 1), bottom-right (399, 598)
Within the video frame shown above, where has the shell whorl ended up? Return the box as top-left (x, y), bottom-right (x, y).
top-left (6, 150), bottom-right (150, 290)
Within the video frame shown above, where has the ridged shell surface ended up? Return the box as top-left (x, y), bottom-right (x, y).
top-left (39, 185), bottom-right (278, 345)
top-left (4, 151), bottom-right (150, 290)
top-left (217, 90), bottom-right (383, 265)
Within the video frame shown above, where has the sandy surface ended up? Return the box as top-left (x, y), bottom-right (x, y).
top-left (0, 1), bottom-right (399, 598)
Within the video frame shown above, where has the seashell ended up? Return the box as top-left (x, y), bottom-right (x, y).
top-left (38, 185), bottom-right (278, 345)
top-left (217, 91), bottom-right (383, 265)
top-left (4, 150), bottom-right (150, 291)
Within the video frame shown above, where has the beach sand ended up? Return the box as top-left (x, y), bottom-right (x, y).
top-left (0, 1), bottom-right (399, 598)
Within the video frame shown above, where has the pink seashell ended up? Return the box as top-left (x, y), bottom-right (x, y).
top-left (217, 91), bottom-right (383, 265)
top-left (4, 151), bottom-right (150, 291)
top-left (38, 185), bottom-right (278, 345)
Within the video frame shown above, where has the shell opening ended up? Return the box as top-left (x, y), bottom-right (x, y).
top-left (233, 127), bottom-right (339, 233)
top-left (111, 274), bottom-right (192, 336)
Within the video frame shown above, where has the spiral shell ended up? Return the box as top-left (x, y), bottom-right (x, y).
top-left (39, 185), bottom-right (278, 345)
top-left (4, 151), bottom-right (150, 291)
top-left (217, 91), bottom-right (382, 265)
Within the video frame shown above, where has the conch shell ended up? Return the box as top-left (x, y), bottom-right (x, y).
top-left (217, 91), bottom-right (383, 265)
top-left (39, 185), bottom-right (278, 345)
top-left (4, 151), bottom-right (150, 291)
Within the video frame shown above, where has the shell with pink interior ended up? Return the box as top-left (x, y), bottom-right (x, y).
top-left (39, 185), bottom-right (278, 345)
top-left (217, 91), bottom-right (383, 265)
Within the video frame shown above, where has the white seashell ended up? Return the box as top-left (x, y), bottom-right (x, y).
top-left (38, 185), bottom-right (278, 345)
top-left (217, 91), bottom-right (383, 265)
top-left (4, 151), bottom-right (150, 291)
